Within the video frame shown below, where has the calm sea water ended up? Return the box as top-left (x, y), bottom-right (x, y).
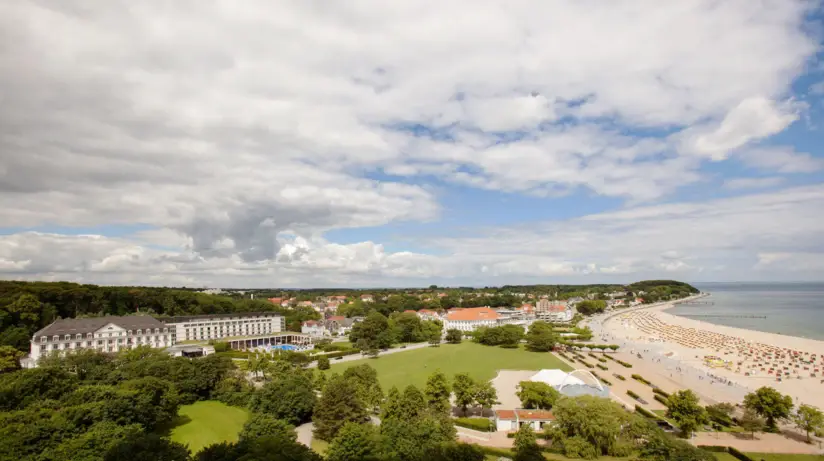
top-left (666, 282), bottom-right (824, 340)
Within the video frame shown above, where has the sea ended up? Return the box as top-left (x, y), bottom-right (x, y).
top-left (665, 282), bottom-right (824, 340)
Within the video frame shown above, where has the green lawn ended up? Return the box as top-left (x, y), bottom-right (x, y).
top-left (324, 342), bottom-right (572, 390)
top-left (311, 438), bottom-right (329, 455)
top-left (167, 401), bottom-right (250, 454)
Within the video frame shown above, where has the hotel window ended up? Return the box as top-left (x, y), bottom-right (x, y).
top-left (40, 336), bottom-right (46, 343)
top-left (75, 333), bottom-right (82, 340)
top-left (64, 334), bottom-right (71, 341)
top-left (53, 335), bottom-right (59, 342)
top-left (137, 329), bottom-right (142, 335)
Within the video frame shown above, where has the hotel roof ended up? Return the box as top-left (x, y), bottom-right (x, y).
top-left (445, 307), bottom-right (500, 321)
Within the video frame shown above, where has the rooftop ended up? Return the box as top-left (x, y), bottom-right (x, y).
top-left (33, 315), bottom-right (164, 339)
top-left (163, 311), bottom-right (282, 324)
top-left (445, 307), bottom-right (500, 321)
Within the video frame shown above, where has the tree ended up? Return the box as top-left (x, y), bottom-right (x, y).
top-left (120, 376), bottom-right (182, 430)
top-left (317, 355), bottom-right (330, 370)
top-left (744, 386), bottom-right (794, 431)
top-left (326, 422), bottom-right (385, 461)
top-left (398, 385), bottom-right (427, 420)
top-left (425, 369), bottom-right (452, 415)
top-left (452, 373), bottom-right (476, 416)
top-left (575, 300), bottom-right (606, 316)
top-left (381, 386), bottom-right (402, 421)
top-left (705, 402), bottom-right (735, 425)
top-left (665, 390), bottom-right (708, 438)
top-left (249, 373), bottom-right (316, 425)
top-left (640, 429), bottom-right (717, 461)
top-left (381, 411), bottom-right (457, 461)
top-left (738, 408), bottom-right (765, 440)
top-left (525, 322), bottom-right (558, 352)
top-left (350, 311), bottom-right (395, 349)
top-left (512, 424), bottom-right (544, 461)
top-left (792, 404), bottom-right (824, 443)
top-left (239, 413), bottom-right (296, 441)
top-left (343, 364), bottom-right (384, 413)
top-left (474, 381), bottom-right (499, 415)
top-left (313, 374), bottom-right (369, 441)
top-left (313, 371), bottom-right (328, 392)
top-left (0, 346), bottom-right (24, 373)
top-left (103, 433), bottom-right (190, 461)
top-left (445, 329), bottom-right (462, 344)
top-left (516, 381), bottom-right (560, 409)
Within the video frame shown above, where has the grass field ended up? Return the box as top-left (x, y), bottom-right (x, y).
top-left (324, 341), bottom-right (572, 390)
top-left (167, 401), bottom-right (250, 454)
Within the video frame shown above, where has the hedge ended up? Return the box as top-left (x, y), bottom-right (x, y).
top-left (627, 390), bottom-right (641, 400)
top-left (615, 374), bottom-right (626, 381)
top-left (591, 372), bottom-right (612, 386)
top-left (324, 349), bottom-right (361, 359)
top-left (632, 374), bottom-right (652, 386)
top-left (696, 446), bottom-right (754, 461)
top-left (477, 446), bottom-right (515, 458)
top-left (635, 405), bottom-right (657, 419)
top-left (654, 394), bottom-right (670, 407)
top-left (598, 357), bottom-right (607, 363)
top-left (727, 447), bottom-right (754, 461)
top-left (652, 388), bottom-right (670, 398)
top-left (580, 361), bottom-right (595, 368)
top-left (616, 359), bottom-right (633, 368)
top-left (597, 364), bottom-right (608, 371)
top-left (454, 417), bottom-right (495, 432)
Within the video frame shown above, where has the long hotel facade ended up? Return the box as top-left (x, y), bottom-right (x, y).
top-left (28, 311), bottom-right (294, 366)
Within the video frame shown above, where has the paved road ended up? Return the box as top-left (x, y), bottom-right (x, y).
top-left (296, 422), bottom-right (313, 447)
top-left (307, 341), bottom-right (433, 368)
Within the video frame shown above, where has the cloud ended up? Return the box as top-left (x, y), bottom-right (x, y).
top-left (0, 1), bottom-right (820, 285)
top-left (723, 177), bottom-right (786, 190)
top-left (682, 97), bottom-right (802, 160)
top-left (3, 185), bottom-right (824, 286)
top-left (736, 147), bottom-right (824, 173)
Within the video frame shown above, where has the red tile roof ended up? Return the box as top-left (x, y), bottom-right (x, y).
top-left (268, 297), bottom-right (283, 304)
top-left (446, 307), bottom-right (499, 321)
top-left (328, 316), bottom-right (345, 322)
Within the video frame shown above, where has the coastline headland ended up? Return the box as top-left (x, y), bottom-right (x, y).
top-left (595, 293), bottom-right (824, 409)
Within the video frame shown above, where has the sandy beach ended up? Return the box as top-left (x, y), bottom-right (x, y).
top-left (596, 298), bottom-right (824, 409)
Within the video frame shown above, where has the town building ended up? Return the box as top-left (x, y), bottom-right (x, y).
top-left (416, 309), bottom-right (442, 321)
top-left (360, 294), bottom-right (374, 302)
top-left (29, 315), bottom-right (173, 363)
top-left (444, 307), bottom-right (500, 332)
top-left (164, 312), bottom-right (284, 343)
top-left (301, 320), bottom-right (328, 337)
top-left (165, 344), bottom-right (215, 358)
top-left (324, 316), bottom-right (362, 336)
top-left (494, 409), bottom-right (555, 432)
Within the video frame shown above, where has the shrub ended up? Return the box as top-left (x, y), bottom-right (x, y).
top-left (588, 353), bottom-right (598, 359)
top-left (615, 374), bottom-right (626, 381)
top-left (652, 388), bottom-right (670, 398)
top-left (597, 364), bottom-right (608, 371)
top-left (598, 357), bottom-right (607, 363)
top-left (325, 350), bottom-right (361, 359)
top-left (560, 435), bottom-right (599, 459)
top-left (632, 374), bottom-right (652, 386)
top-left (697, 445), bottom-right (730, 452)
top-left (654, 394), bottom-right (669, 407)
top-left (454, 417), bottom-right (495, 432)
top-left (627, 390), bottom-right (641, 400)
top-left (615, 359), bottom-right (632, 368)
top-left (635, 405), bottom-right (657, 419)
top-left (477, 446), bottom-right (515, 458)
top-left (727, 447), bottom-right (755, 461)
top-left (580, 361), bottom-right (595, 368)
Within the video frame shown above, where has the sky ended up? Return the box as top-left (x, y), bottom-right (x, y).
top-left (1, 0), bottom-right (824, 288)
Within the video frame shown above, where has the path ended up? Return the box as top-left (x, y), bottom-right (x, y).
top-left (296, 422), bottom-right (313, 447)
top-left (307, 341), bottom-right (432, 368)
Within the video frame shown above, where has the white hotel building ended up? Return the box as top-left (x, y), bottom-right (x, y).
top-left (164, 312), bottom-right (285, 342)
top-left (29, 315), bottom-right (173, 363)
top-left (27, 312), bottom-right (288, 366)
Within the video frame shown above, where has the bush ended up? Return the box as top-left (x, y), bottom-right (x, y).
top-left (477, 446), bottom-right (515, 458)
top-left (560, 435), bottom-right (599, 459)
top-left (654, 394), bottom-right (669, 407)
top-left (632, 374), bottom-right (652, 386)
top-left (697, 445), bottom-right (730, 452)
top-left (597, 364), bottom-right (608, 371)
top-left (454, 417), bottom-right (495, 432)
top-left (317, 356), bottom-right (330, 370)
top-left (615, 359), bottom-right (632, 368)
top-left (615, 374), bottom-right (626, 381)
top-left (727, 447), bottom-right (755, 461)
top-left (598, 357), bottom-right (607, 363)
top-left (580, 361), bottom-right (595, 368)
top-left (591, 372), bottom-right (612, 386)
top-left (325, 350), bottom-right (361, 359)
top-left (635, 405), bottom-right (657, 419)
top-left (627, 390), bottom-right (641, 400)
top-left (652, 388), bottom-right (670, 398)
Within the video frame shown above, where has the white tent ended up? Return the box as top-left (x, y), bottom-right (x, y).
top-left (529, 369), bottom-right (584, 387)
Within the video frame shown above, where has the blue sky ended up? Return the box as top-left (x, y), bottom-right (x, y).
top-left (1, 1), bottom-right (823, 287)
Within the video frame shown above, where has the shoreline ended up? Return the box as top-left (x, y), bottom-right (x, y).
top-left (597, 295), bottom-right (824, 409)
top-left (663, 293), bottom-right (824, 341)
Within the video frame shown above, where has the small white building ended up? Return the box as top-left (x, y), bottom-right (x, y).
top-left (444, 307), bottom-right (500, 332)
top-left (494, 409), bottom-right (555, 432)
top-left (301, 320), bottom-right (328, 337)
